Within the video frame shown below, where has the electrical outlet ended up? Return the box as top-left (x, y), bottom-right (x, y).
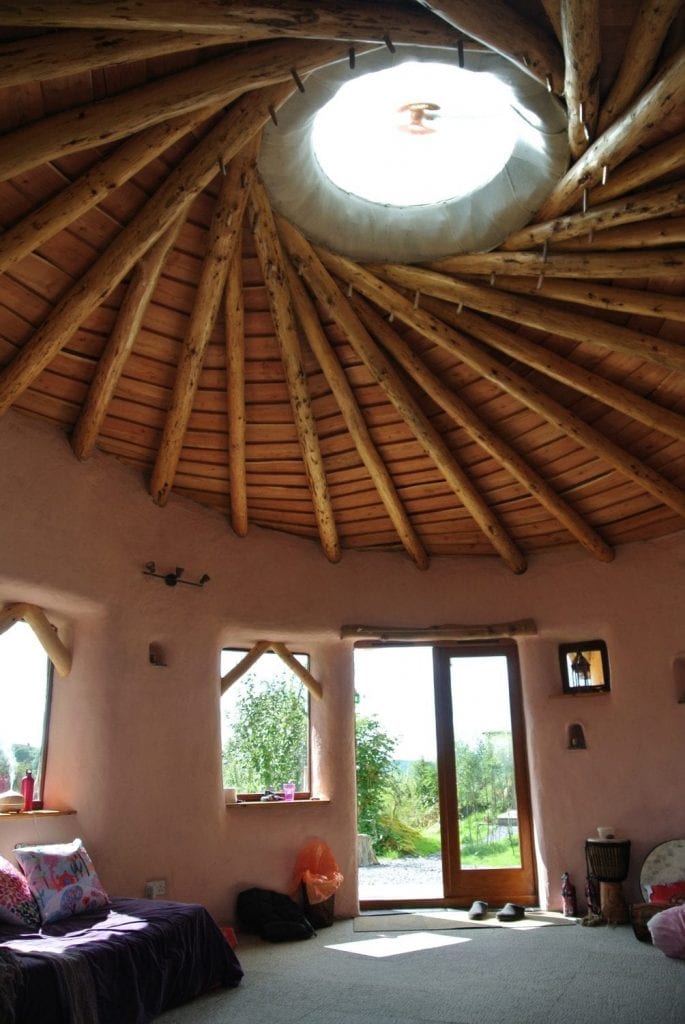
top-left (144, 879), bottom-right (166, 899)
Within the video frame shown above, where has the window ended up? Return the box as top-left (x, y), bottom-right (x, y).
top-left (220, 649), bottom-right (310, 798)
top-left (0, 622), bottom-right (52, 805)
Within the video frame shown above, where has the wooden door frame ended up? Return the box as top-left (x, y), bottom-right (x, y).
top-left (433, 640), bottom-right (537, 907)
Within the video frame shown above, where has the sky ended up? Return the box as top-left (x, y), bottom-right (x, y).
top-left (353, 647), bottom-right (512, 762)
top-left (0, 622), bottom-right (49, 766)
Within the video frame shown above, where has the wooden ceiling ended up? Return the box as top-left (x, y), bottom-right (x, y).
top-left (0, 1), bottom-right (683, 573)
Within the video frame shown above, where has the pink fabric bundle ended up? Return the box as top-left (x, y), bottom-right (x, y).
top-left (648, 903), bottom-right (685, 959)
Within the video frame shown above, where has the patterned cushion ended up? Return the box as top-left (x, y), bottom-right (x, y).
top-left (14, 838), bottom-right (109, 925)
top-left (0, 853), bottom-right (41, 930)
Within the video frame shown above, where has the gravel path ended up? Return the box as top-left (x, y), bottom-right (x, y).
top-left (358, 854), bottom-right (444, 899)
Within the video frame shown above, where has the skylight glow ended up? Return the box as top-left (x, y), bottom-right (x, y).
top-left (312, 62), bottom-right (518, 207)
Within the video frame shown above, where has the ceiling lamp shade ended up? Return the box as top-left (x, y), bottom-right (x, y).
top-left (259, 47), bottom-right (569, 263)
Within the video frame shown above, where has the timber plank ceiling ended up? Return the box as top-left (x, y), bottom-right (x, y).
top-left (0, 1), bottom-right (683, 573)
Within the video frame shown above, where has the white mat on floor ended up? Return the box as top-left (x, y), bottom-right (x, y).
top-left (354, 909), bottom-right (577, 931)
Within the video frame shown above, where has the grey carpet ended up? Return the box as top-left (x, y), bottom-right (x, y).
top-left (353, 908), bottom-right (576, 930)
top-left (154, 918), bottom-right (685, 1024)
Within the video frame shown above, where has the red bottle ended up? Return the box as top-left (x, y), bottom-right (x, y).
top-left (561, 872), bottom-right (577, 917)
top-left (21, 770), bottom-right (34, 812)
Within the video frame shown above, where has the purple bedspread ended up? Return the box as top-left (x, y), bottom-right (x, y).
top-left (0, 896), bottom-right (243, 1024)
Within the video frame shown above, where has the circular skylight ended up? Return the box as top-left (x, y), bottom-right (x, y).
top-left (311, 62), bottom-right (518, 207)
top-left (259, 47), bottom-right (569, 262)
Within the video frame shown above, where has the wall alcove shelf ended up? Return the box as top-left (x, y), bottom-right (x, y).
top-left (0, 809), bottom-right (76, 820)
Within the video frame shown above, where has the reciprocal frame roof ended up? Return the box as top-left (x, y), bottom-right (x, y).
top-left (0, 1), bottom-right (683, 574)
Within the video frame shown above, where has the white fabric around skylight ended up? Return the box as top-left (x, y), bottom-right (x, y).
top-left (259, 47), bottom-right (569, 263)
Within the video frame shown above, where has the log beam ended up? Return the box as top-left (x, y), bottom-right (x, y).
top-left (278, 218), bottom-right (528, 575)
top-left (431, 249), bottom-right (685, 278)
top-left (0, 1), bottom-right (466, 48)
top-left (341, 619), bottom-right (538, 641)
top-left (464, 275), bottom-right (685, 327)
top-left (71, 218), bottom-right (184, 461)
top-left (0, 29), bottom-right (247, 88)
top-left (390, 263), bottom-right (685, 374)
top-left (588, 134), bottom-right (685, 204)
top-left (249, 178), bottom-right (340, 563)
top-left (351, 292), bottom-right (614, 562)
top-left (418, 0), bottom-right (564, 92)
top-left (561, 0), bottom-right (601, 158)
top-left (0, 37), bottom-right (370, 182)
top-left (501, 180), bottom-right (684, 251)
top-left (286, 259), bottom-right (429, 569)
top-left (424, 295), bottom-right (685, 444)
top-left (225, 247), bottom-right (249, 538)
top-left (546, 218), bottom-right (685, 251)
top-left (0, 604), bottom-right (71, 678)
top-left (0, 105), bottom-right (220, 275)
top-left (315, 250), bottom-right (685, 522)
top-left (598, 0), bottom-right (683, 134)
top-left (0, 83), bottom-right (294, 417)
top-left (150, 146), bottom-right (257, 506)
top-left (534, 46), bottom-right (685, 221)
top-left (220, 641), bottom-right (271, 693)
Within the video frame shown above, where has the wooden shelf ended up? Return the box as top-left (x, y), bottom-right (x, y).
top-left (0, 809), bottom-right (76, 819)
top-left (226, 799), bottom-right (329, 808)
top-left (549, 690), bottom-right (609, 699)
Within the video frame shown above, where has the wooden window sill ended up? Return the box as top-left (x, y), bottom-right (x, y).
top-left (0, 808), bottom-right (76, 819)
top-left (226, 798), bottom-right (329, 807)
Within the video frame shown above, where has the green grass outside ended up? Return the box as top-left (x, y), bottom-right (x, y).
top-left (378, 823), bottom-right (520, 868)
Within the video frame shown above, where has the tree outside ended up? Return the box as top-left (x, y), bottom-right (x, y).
top-left (221, 672), bottom-right (308, 793)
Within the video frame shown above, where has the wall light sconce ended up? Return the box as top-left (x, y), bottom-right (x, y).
top-left (143, 562), bottom-right (210, 588)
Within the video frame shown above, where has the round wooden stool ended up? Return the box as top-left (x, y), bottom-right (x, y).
top-left (585, 839), bottom-right (631, 924)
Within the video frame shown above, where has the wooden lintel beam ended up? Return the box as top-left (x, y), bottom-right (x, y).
top-left (285, 259), bottom-right (430, 570)
top-left (561, 0), bottom-right (601, 158)
top-left (0, 604), bottom-right (71, 678)
top-left (0, 1), bottom-right (466, 48)
top-left (534, 46), bottom-right (685, 221)
top-left (219, 639), bottom-right (323, 700)
top-left (150, 145), bottom-right (257, 506)
top-left (341, 619), bottom-right (538, 641)
top-left (249, 178), bottom-right (341, 564)
top-left (598, 0), bottom-right (683, 134)
top-left (0, 81), bottom-right (295, 418)
top-left (351, 292), bottom-right (614, 563)
top-left (278, 217), bottom-right (528, 575)
top-left (419, 0), bottom-right (564, 92)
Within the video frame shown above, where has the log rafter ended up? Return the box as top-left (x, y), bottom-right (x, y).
top-left (312, 250), bottom-right (685, 523)
top-left (350, 292), bottom-right (614, 562)
top-left (560, 0), bottom-right (601, 158)
top-left (0, 82), bottom-right (295, 417)
top-left (249, 178), bottom-right (341, 563)
top-left (285, 259), bottom-right (430, 569)
top-left (150, 143), bottom-right (258, 506)
top-left (277, 218), bottom-right (528, 574)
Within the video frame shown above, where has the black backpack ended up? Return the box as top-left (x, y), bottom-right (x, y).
top-left (236, 887), bottom-right (316, 942)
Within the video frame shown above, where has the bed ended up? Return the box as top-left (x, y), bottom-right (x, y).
top-left (0, 896), bottom-right (243, 1023)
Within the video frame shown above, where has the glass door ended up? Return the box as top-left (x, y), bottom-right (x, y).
top-left (355, 642), bottom-right (536, 909)
top-left (433, 643), bottom-right (536, 907)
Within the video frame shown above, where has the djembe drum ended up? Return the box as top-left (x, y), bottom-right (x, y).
top-left (585, 839), bottom-right (631, 924)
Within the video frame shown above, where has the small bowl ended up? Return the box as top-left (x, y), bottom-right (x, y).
top-left (0, 790), bottom-right (24, 812)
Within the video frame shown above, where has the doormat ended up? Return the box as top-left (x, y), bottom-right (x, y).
top-left (354, 909), bottom-right (577, 932)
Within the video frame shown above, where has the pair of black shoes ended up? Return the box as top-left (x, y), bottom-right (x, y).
top-left (467, 900), bottom-right (526, 921)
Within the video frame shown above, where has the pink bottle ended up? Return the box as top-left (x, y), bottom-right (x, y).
top-left (21, 770), bottom-right (34, 811)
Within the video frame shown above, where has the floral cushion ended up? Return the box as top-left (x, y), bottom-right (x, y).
top-left (14, 838), bottom-right (109, 925)
top-left (0, 853), bottom-right (41, 930)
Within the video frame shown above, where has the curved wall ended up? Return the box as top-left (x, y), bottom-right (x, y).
top-left (1, 412), bottom-right (683, 922)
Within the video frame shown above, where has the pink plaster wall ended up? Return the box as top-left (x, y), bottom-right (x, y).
top-left (1, 411), bottom-right (683, 922)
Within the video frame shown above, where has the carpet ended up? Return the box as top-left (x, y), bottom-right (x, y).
top-left (354, 908), bottom-right (577, 931)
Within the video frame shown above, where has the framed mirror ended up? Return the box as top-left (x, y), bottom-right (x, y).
top-left (559, 640), bottom-right (610, 694)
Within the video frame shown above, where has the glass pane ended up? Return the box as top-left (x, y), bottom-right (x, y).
top-left (220, 650), bottom-right (309, 795)
top-left (354, 646), bottom-right (442, 901)
top-left (0, 622), bottom-right (50, 801)
top-left (450, 655), bottom-right (521, 869)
